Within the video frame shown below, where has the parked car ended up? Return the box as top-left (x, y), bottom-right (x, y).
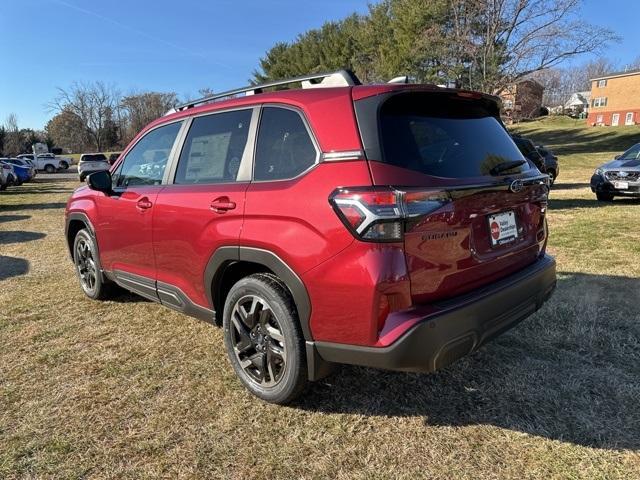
top-left (590, 143), bottom-right (640, 201)
top-left (65, 70), bottom-right (556, 404)
top-left (535, 146), bottom-right (559, 184)
top-left (17, 153), bottom-right (69, 172)
top-left (0, 162), bottom-right (16, 190)
top-left (108, 152), bottom-right (121, 165)
top-left (511, 135), bottom-right (547, 174)
top-left (4, 158), bottom-right (36, 181)
top-left (1, 159), bottom-right (32, 184)
top-left (78, 153), bottom-right (110, 181)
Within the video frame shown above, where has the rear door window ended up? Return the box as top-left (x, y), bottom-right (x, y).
top-left (378, 93), bottom-right (529, 178)
top-left (174, 109), bottom-right (252, 184)
top-left (254, 107), bottom-right (318, 181)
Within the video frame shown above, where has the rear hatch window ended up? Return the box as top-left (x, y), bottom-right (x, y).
top-left (378, 92), bottom-right (531, 178)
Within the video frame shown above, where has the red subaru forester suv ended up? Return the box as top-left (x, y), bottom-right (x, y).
top-left (65, 70), bottom-right (556, 403)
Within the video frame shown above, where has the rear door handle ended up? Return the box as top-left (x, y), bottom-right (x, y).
top-left (210, 196), bottom-right (236, 213)
top-left (136, 197), bottom-right (153, 210)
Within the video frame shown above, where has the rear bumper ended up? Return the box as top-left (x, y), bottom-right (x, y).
top-left (314, 254), bottom-right (556, 373)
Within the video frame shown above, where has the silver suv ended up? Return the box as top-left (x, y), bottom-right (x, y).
top-left (78, 153), bottom-right (110, 181)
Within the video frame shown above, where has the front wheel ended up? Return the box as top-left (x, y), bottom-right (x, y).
top-left (596, 192), bottom-right (614, 202)
top-left (59, 161), bottom-right (69, 170)
top-left (73, 229), bottom-right (113, 300)
top-left (223, 273), bottom-right (307, 404)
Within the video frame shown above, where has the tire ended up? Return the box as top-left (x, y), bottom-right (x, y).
top-left (79, 173), bottom-right (86, 182)
top-left (60, 161), bottom-right (69, 170)
top-left (596, 192), bottom-right (614, 202)
top-left (223, 273), bottom-right (307, 404)
top-left (0, 183), bottom-right (6, 191)
top-left (44, 164), bottom-right (55, 173)
top-left (73, 229), bottom-right (114, 300)
top-left (548, 170), bottom-right (556, 185)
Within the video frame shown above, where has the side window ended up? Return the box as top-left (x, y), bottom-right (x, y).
top-left (174, 109), bottom-right (252, 184)
top-left (114, 121), bottom-right (182, 188)
top-left (254, 107), bottom-right (317, 181)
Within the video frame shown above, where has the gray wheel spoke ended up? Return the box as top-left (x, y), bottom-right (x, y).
top-left (266, 324), bottom-right (283, 343)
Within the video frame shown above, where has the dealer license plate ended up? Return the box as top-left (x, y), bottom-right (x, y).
top-left (614, 181), bottom-right (629, 190)
top-left (488, 211), bottom-right (518, 246)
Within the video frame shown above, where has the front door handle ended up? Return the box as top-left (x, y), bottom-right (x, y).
top-left (210, 196), bottom-right (236, 213)
top-left (136, 197), bottom-right (153, 210)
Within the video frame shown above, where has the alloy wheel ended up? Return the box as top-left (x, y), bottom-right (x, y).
top-left (229, 295), bottom-right (286, 387)
top-left (75, 238), bottom-right (97, 293)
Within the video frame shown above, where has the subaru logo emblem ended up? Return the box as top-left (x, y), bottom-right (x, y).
top-left (509, 179), bottom-right (524, 193)
top-left (618, 171), bottom-right (628, 177)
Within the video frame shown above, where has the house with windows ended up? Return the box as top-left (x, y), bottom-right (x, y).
top-left (564, 91), bottom-right (590, 115)
top-left (587, 68), bottom-right (640, 126)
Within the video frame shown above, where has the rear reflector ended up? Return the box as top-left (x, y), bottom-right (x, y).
top-left (329, 187), bottom-right (449, 242)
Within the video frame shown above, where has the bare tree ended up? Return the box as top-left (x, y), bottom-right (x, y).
top-left (119, 91), bottom-right (178, 144)
top-left (456, 0), bottom-right (619, 94)
top-left (3, 113), bottom-right (23, 156)
top-left (49, 82), bottom-right (121, 152)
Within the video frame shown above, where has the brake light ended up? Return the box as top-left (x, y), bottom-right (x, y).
top-left (329, 187), bottom-right (449, 242)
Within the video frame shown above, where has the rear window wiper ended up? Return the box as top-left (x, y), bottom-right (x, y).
top-left (490, 160), bottom-right (526, 176)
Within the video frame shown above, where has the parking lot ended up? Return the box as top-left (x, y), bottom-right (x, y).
top-left (1, 118), bottom-right (639, 478)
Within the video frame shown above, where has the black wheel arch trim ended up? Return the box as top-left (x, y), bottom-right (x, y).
top-left (204, 246), bottom-right (313, 341)
top-left (65, 212), bottom-right (97, 259)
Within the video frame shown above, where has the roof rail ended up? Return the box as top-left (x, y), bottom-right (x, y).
top-left (172, 69), bottom-right (361, 114)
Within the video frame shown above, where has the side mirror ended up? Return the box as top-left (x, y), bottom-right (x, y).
top-left (614, 154), bottom-right (621, 159)
top-left (87, 169), bottom-right (112, 194)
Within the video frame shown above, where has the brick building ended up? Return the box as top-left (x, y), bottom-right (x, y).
top-left (587, 68), bottom-right (640, 126)
top-left (500, 79), bottom-right (544, 122)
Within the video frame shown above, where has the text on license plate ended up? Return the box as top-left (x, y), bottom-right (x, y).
top-left (488, 211), bottom-right (518, 246)
top-left (614, 181), bottom-right (629, 190)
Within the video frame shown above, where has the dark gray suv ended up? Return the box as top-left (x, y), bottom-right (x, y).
top-left (591, 143), bottom-right (640, 201)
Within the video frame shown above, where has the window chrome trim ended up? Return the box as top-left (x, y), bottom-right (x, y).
top-left (322, 150), bottom-right (364, 161)
top-left (164, 106), bottom-right (259, 186)
top-left (250, 103), bottom-right (321, 183)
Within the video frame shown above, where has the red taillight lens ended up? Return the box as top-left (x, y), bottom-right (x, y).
top-left (330, 187), bottom-right (449, 242)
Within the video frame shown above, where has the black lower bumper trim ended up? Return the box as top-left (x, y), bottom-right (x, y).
top-left (314, 254), bottom-right (556, 373)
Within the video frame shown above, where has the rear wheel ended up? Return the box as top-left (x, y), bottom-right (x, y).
top-left (596, 192), bottom-right (614, 202)
top-left (223, 273), bottom-right (307, 404)
top-left (547, 170), bottom-right (556, 185)
top-left (44, 164), bottom-right (55, 173)
top-left (73, 229), bottom-right (113, 300)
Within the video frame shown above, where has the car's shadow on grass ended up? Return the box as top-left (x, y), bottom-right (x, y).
top-left (0, 255), bottom-right (29, 280)
top-left (551, 182), bottom-right (590, 191)
top-left (298, 272), bottom-right (640, 450)
top-left (0, 230), bottom-right (46, 244)
top-left (550, 197), bottom-right (639, 210)
top-left (0, 202), bottom-right (67, 212)
top-left (0, 214), bottom-right (31, 224)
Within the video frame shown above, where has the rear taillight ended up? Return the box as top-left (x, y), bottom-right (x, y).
top-left (329, 187), bottom-right (449, 242)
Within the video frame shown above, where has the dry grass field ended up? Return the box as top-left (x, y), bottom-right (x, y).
top-left (1, 118), bottom-right (639, 479)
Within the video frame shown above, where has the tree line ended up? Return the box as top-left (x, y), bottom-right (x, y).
top-left (253, 0), bottom-right (617, 95)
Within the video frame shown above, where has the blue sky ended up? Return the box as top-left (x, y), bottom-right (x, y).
top-left (1, 0), bottom-right (637, 129)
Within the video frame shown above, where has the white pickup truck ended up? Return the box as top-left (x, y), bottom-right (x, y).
top-left (17, 153), bottom-right (73, 173)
